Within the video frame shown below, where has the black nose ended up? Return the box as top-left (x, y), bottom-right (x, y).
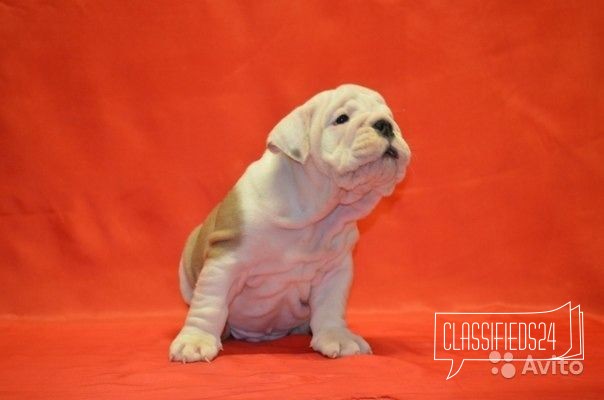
top-left (373, 119), bottom-right (394, 139)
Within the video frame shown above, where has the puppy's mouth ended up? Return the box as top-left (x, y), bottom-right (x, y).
top-left (383, 145), bottom-right (398, 159)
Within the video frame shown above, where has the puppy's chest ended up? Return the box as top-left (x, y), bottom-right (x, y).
top-left (242, 257), bottom-right (330, 299)
top-left (226, 220), bottom-right (358, 339)
top-left (227, 258), bottom-right (338, 340)
top-left (246, 214), bottom-right (359, 267)
top-left (235, 223), bottom-right (354, 306)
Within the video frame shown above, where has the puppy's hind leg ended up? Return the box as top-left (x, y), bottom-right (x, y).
top-left (178, 224), bottom-right (204, 305)
top-left (178, 257), bottom-right (193, 305)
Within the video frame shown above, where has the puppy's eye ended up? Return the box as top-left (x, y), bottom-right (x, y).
top-left (334, 114), bottom-right (349, 125)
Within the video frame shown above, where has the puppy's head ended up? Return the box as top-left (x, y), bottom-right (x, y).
top-left (267, 84), bottom-right (410, 198)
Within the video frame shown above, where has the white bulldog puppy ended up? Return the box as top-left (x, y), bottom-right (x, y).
top-left (170, 84), bottom-right (410, 362)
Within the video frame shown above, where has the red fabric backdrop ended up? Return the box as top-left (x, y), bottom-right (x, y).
top-left (1, 1), bottom-right (602, 398)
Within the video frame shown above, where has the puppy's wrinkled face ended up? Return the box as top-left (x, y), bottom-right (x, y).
top-left (309, 85), bottom-right (411, 198)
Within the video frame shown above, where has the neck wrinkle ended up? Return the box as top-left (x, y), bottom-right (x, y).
top-left (251, 152), bottom-right (341, 229)
top-left (250, 151), bottom-right (385, 230)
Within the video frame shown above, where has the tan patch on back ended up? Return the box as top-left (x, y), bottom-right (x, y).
top-left (182, 188), bottom-right (242, 287)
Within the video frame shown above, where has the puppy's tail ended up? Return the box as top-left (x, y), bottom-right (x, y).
top-left (178, 257), bottom-right (194, 305)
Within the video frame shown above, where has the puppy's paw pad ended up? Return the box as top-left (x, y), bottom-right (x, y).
top-left (311, 328), bottom-right (372, 358)
top-left (169, 329), bottom-right (221, 363)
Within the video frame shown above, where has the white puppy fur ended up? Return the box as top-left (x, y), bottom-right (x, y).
top-left (170, 84), bottom-right (410, 362)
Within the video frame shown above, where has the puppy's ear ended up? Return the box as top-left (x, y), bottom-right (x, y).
top-left (267, 105), bottom-right (310, 163)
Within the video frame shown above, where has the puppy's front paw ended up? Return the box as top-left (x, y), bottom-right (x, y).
top-left (169, 328), bottom-right (222, 363)
top-left (311, 327), bottom-right (372, 358)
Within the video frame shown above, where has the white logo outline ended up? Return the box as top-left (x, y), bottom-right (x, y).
top-left (433, 302), bottom-right (584, 379)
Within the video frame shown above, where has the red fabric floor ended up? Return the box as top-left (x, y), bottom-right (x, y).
top-left (2, 312), bottom-right (602, 399)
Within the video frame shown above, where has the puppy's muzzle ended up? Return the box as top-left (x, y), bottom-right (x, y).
top-left (373, 119), bottom-right (398, 159)
top-left (383, 146), bottom-right (398, 159)
top-left (373, 119), bottom-right (394, 139)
